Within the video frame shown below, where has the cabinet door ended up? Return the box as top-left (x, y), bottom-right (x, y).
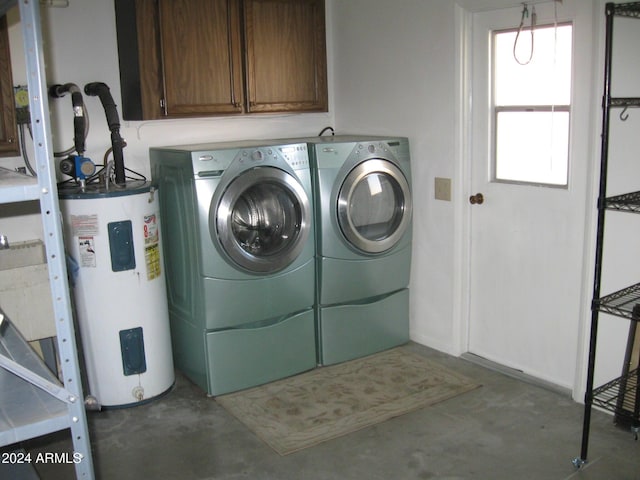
top-left (0, 16), bottom-right (18, 157)
top-left (244, 0), bottom-right (327, 113)
top-left (158, 0), bottom-right (244, 115)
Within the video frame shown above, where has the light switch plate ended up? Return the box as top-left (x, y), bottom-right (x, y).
top-left (434, 177), bottom-right (452, 201)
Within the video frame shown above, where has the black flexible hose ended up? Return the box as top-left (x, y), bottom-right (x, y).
top-left (318, 126), bottom-right (335, 136)
top-left (19, 123), bottom-right (36, 176)
top-left (49, 83), bottom-right (86, 155)
top-left (84, 82), bottom-right (126, 185)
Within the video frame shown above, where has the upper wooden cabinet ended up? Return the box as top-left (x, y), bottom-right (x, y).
top-left (159, 0), bottom-right (245, 116)
top-left (244, 0), bottom-right (327, 113)
top-left (114, 0), bottom-right (328, 120)
top-left (0, 15), bottom-right (18, 157)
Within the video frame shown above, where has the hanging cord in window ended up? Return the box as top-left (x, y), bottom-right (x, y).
top-left (548, 0), bottom-right (559, 170)
top-left (513, 3), bottom-right (537, 65)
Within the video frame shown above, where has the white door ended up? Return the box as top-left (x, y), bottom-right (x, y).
top-left (467, 1), bottom-right (596, 389)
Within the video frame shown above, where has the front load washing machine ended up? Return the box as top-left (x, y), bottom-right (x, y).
top-left (307, 135), bottom-right (413, 365)
top-left (150, 140), bottom-right (316, 395)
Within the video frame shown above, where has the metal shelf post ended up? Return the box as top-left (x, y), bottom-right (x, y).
top-left (0, 0), bottom-right (94, 478)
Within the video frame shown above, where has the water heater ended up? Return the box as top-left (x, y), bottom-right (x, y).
top-left (59, 182), bottom-right (174, 407)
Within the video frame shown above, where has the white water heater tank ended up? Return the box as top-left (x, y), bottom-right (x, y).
top-left (59, 182), bottom-right (174, 407)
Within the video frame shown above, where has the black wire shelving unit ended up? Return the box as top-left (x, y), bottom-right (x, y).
top-left (574, 1), bottom-right (640, 468)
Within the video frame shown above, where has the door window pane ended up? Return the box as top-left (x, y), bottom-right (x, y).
top-left (496, 110), bottom-right (570, 185)
top-left (492, 23), bottom-right (572, 186)
top-left (494, 25), bottom-right (572, 106)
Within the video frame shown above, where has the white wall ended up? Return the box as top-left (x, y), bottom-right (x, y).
top-left (331, 0), bottom-right (459, 353)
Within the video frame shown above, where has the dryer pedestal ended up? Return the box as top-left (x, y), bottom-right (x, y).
top-left (318, 289), bottom-right (409, 365)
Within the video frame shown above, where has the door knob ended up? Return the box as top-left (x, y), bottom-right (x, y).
top-left (469, 193), bottom-right (484, 205)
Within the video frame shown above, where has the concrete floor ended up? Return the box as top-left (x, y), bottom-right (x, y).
top-left (21, 343), bottom-right (640, 479)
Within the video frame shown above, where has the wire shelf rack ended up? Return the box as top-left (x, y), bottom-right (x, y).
top-left (613, 2), bottom-right (640, 18)
top-left (594, 283), bottom-right (640, 321)
top-left (592, 368), bottom-right (640, 428)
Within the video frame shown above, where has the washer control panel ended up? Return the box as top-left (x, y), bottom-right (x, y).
top-left (277, 144), bottom-right (309, 170)
top-left (236, 144), bottom-right (308, 170)
top-left (192, 142), bottom-right (310, 177)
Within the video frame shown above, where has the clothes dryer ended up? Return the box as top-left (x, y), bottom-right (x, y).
top-left (307, 136), bottom-right (412, 365)
top-left (150, 141), bottom-right (316, 395)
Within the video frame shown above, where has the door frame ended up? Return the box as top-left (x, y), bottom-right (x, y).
top-left (452, 1), bottom-right (604, 402)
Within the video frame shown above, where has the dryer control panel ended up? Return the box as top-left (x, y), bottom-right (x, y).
top-left (276, 143), bottom-right (309, 171)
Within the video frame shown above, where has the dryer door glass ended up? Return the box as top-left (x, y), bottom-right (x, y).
top-left (215, 167), bottom-right (311, 273)
top-left (338, 159), bottom-right (412, 254)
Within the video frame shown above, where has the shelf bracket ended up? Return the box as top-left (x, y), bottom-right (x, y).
top-left (0, 352), bottom-right (76, 405)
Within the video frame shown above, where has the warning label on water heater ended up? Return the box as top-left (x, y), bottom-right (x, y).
top-left (70, 214), bottom-right (99, 237)
top-left (143, 214), bottom-right (161, 280)
top-left (78, 236), bottom-right (96, 268)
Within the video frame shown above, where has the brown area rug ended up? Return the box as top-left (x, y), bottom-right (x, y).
top-left (215, 346), bottom-right (480, 455)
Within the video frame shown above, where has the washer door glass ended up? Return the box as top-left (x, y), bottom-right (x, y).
top-left (215, 167), bottom-right (311, 273)
top-left (338, 159), bottom-right (411, 254)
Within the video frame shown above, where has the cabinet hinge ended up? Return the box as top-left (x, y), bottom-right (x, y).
top-left (160, 98), bottom-right (167, 115)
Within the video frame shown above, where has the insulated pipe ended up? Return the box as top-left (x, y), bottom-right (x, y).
top-left (84, 82), bottom-right (126, 185)
top-left (49, 83), bottom-right (86, 155)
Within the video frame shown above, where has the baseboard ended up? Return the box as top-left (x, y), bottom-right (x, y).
top-left (460, 352), bottom-right (573, 397)
top-left (409, 333), bottom-right (459, 357)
